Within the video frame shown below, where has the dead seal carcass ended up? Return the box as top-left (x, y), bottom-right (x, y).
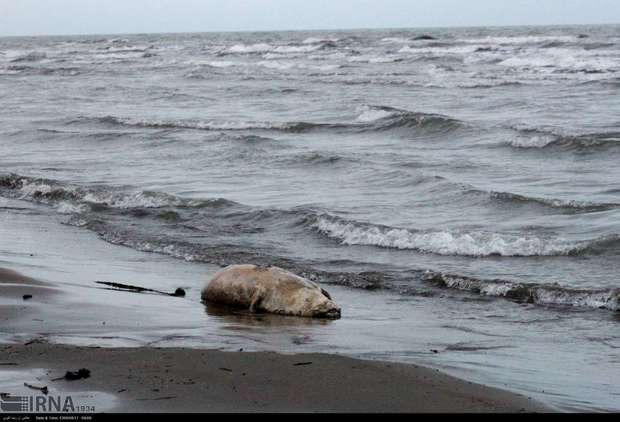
top-left (201, 264), bottom-right (341, 318)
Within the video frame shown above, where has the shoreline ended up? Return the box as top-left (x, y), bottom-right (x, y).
top-left (0, 266), bottom-right (552, 413)
top-left (1, 342), bottom-right (550, 413)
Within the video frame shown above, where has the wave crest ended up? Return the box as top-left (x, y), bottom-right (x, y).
top-left (9, 51), bottom-right (47, 62)
top-left (311, 214), bottom-right (599, 257)
top-left (2, 65), bottom-right (81, 76)
top-left (73, 115), bottom-right (336, 133)
top-left (424, 272), bottom-right (620, 311)
top-left (484, 190), bottom-right (619, 212)
top-left (354, 105), bottom-right (465, 133)
top-left (70, 106), bottom-right (466, 135)
top-left (510, 127), bottom-right (620, 150)
top-left (0, 173), bottom-right (237, 212)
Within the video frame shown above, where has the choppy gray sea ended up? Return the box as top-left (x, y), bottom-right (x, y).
top-left (1, 25), bottom-right (619, 410)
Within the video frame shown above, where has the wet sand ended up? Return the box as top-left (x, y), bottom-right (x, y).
top-left (0, 267), bottom-right (550, 412)
top-left (1, 343), bottom-right (549, 413)
top-left (0, 267), bottom-right (59, 323)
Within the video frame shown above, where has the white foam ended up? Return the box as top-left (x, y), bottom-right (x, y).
top-left (55, 201), bottom-right (88, 214)
top-left (205, 60), bottom-right (237, 68)
top-left (15, 176), bottom-right (182, 210)
top-left (381, 37), bottom-right (411, 44)
top-left (272, 44), bottom-right (322, 54)
top-left (398, 45), bottom-right (479, 55)
top-left (302, 37), bottom-right (338, 44)
top-left (256, 60), bottom-right (296, 70)
top-left (533, 288), bottom-right (619, 310)
top-left (311, 64), bottom-right (341, 72)
top-left (98, 234), bottom-right (201, 263)
top-left (348, 55), bottom-right (400, 63)
top-left (356, 107), bottom-right (397, 122)
top-left (229, 43), bottom-right (324, 56)
top-left (0, 67), bottom-right (22, 75)
top-left (107, 115), bottom-right (295, 131)
top-left (464, 35), bottom-right (577, 45)
top-left (229, 43), bottom-right (273, 53)
top-left (100, 45), bottom-right (150, 53)
top-left (89, 52), bottom-right (147, 61)
top-left (313, 215), bottom-right (578, 257)
top-left (498, 49), bottom-right (619, 73)
top-left (81, 190), bottom-right (180, 209)
top-left (189, 59), bottom-right (338, 73)
top-left (510, 134), bottom-right (557, 148)
top-left (433, 273), bottom-right (620, 311)
top-left (5, 50), bottom-right (47, 62)
top-left (18, 180), bottom-right (58, 199)
top-left (258, 61), bottom-right (339, 72)
top-left (261, 53), bottom-right (288, 60)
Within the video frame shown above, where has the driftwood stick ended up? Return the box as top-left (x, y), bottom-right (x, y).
top-left (94, 281), bottom-right (185, 297)
top-left (24, 382), bottom-right (48, 395)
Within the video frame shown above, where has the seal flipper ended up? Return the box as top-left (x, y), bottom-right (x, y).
top-left (249, 288), bottom-right (264, 313)
top-left (321, 288), bottom-right (332, 300)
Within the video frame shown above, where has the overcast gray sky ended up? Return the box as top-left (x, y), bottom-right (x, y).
top-left (1, 0), bottom-right (619, 37)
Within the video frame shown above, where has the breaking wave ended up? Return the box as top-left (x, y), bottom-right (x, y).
top-left (75, 115), bottom-right (333, 132)
top-left (1, 65), bottom-right (81, 76)
top-left (67, 106), bottom-right (466, 135)
top-left (509, 127), bottom-right (620, 150)
top-left (226, 41), bottom-right (334, 55)
top-left (310, 214), bottom-right (611, 257)
top-left (0, 173), bottom-right (237, 211)
top-left (8, 51), bottom-right (47, 62)
top-left (424, 272), bottom-right (620, 311)
top-left (353, 105), bottom-right (466, 133)
top-left (482, 190), bottom-right (620, 212)
top-left (498, 52), bottom-right (618, 74)
top-left (463, 35), bottom-right (579, 45)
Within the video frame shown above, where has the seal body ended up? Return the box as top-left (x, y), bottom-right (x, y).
top-left (202, 264), bottom-right (341, 318)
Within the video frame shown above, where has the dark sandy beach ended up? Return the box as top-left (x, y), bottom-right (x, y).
top-left (2, 343), bottom-right (549, 413)
top-left (0, 267), bottom-right (550, 413)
